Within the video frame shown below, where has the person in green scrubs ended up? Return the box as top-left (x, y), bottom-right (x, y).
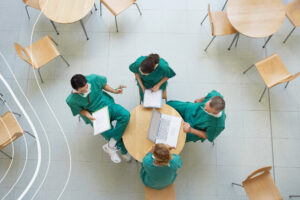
top-left (140, 143), bottom-right (182, 190)
top-left (66, 74), bottom-right (131, 163)
top-left (167, 90), bottom-right (226, 143)
top-left (129, 54), bottom-right (176, 100)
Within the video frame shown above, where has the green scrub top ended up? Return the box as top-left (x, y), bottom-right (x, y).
top-left (129, 56), bottom-right (176, 91)
top-left (140, 153), bottom-right (182, 190)
top-left (66, 74), bottom-right (115, 125)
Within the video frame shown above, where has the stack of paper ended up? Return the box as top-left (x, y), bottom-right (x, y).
top-left (92, 106), bottom-right (111, 135)
top-left (143, 89), bottom-right (162, 108)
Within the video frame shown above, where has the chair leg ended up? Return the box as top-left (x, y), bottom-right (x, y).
top-left (285, 81), bottom-right (290, 88)
top-left (289, 195), bottom-right (300, 198)
top-left (37, 68), bottom-right (44, 83)
top-left (60, 55), bottom-right (70, 67)
top-left (262, 35), bottom-right (273, 48)
top-left (232, 183), bottom-right (243, 188)
top-left (80, 19), bottom-right (89, 40)
top-left (25, 5), bottom-right (30, 20)
top-left (12, 112), bottom-right (21, 117)
top-left (134, 3), bottom-right (142, 15)
top-left (115, 16), bottom-right (119, 32)
top-left (78, 116), bottom-right (81, 122)
top-left (24, 131), bottom-right (36, 139)
top-left (200, 13), bottom-right (208, 25)
top-left (243, 64), bottom-right (254, 74)
top-left (49, 37), bottom-right (58, 46)
top-left (212, 141), bottom-right (215, 146)
top-left (0, 150), bottom-right (12, 159)
top-left (100, 2), bottom-right (102, 16)
top-left (221, 0), bottom-right (228, 10)
top-left (259, 86), bottom-right (267, 102)
top-left (49, 20), bottom-right (59, 35)
top-left (235, 33), bottom-right (239, 47)
top-left (228, 33), bottom-right (239, 51)
top-left (204, 36), bottom-right (216, 51)
top-left (94, 3), bottom-right (98, 11)
top-left (283, 27), bottom-right (296, 44)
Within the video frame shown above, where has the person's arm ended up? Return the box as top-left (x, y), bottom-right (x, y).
top-left (80, 109), bottom-right (95, 122)
top-left (151, 77), bottom-right (169, 92)
top-left (103, 84), bottom-right (126, 94)
top-left (183, 122), bottom-right (207, 139)
top-left (135, 73), bottom-right (146, 93)
top-left (194, 97), bottom-right (205, 103)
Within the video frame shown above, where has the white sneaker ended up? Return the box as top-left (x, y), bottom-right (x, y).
top-left (121, 153), bottom-right (132, 162)
top-left (102, 143), bottom-right (121, 163)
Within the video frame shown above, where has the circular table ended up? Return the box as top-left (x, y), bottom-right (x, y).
top-left (226, 0), bottom-right (285, 38)
top-left (123, 104), bottom-right (186, 162)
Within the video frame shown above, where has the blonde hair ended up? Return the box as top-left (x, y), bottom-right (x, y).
top-left (153, 143), bottom-right (171, 166)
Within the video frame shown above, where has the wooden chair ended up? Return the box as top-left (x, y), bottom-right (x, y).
top-left (139, 89), bottom-right (167, 104)
top-left (14, 35), bottom-right (70, 83)
top-left (22, 0), bottom-right (59, 35)
top-left (99, 0), bottom-right (142, 32)
top-left (144, 184), bottom-right (176, 200)
top-left (204, 4), bottom-right (239, 51)
top-left (232, 166), bottom-right (282, 200)
top-left (283, 0), bottom-right (300, 43)
top-left (243, 53), bottom-right (300, 102)
top-left (201, 0), bottom-right (228, 25)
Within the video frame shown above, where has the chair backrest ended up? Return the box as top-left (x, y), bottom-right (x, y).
top-left (207, 4), bottom-right (215, 36)
top-left (144, 184), bottom-right (176, 200)
top-left (14, 43), bottom-right (33, 66)
top-left (244, 166), bottom-right (272, 182)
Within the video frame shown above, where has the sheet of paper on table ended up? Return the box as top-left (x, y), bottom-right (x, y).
top-left (92, 106), bottom-right (111, 135)
top-left (143, 89), bottom-right (162, 108)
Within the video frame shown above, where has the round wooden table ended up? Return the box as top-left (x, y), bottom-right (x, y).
top-left (123, 104), bottom-right (186, 163)
top-left (226, 0), bottom-right (285, 38)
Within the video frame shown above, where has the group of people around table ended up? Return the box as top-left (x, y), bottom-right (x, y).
top-left (66, 53), bottom-right (227, 190)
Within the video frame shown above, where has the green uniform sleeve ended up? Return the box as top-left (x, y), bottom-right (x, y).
top-left (66, 98), bottom-right (82, 116)
top-left (93, 74), bottom-right (107, 89)
top-left (206, 126), bottom-right (224, 142)
top-left (170, 154), bottom-right (182, 169)
top-left (160, 58), bottom-right (176, 78)
top-left (129, 56), bottom-right (146, 73)
top-left (203, 90), bottom-right (223, 104)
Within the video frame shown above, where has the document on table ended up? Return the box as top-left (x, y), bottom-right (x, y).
top-left (92, 106), bottom-right (111, 135)
top-left (143, 89), bottom-right (162, 108)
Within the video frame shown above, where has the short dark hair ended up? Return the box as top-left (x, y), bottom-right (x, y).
top-left (71, 74), bottom-right (87, 90)
top-left (210, 96), bottom-right (225, 113)
top-left (140, 54), bottom-right (160, 74)
top-left (148, 53), bottom-right (160, 65)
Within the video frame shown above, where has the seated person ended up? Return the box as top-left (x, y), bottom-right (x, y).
top-left (129, 53), bottom-right (176, 100)
top-left (66, 74), bottom-right (131, 163)
top-left (167, 90), bottom-right (226, 143)
top-left (140, 143), bottom-right (182, 190)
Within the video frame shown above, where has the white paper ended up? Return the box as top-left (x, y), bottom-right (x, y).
top-left (92, 106), bottom-right (111, 135)
top-left (143, 89), bottom-right (162, 108)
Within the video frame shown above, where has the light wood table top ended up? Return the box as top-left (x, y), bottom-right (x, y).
top-left (39, 0), bottom-right (94, 23)
top-left (123, 104), bottom-right (186, 163)
top-left (226, 0), bottom-right (285, 38)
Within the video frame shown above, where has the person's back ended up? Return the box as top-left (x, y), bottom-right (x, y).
top-left (140, 144), bottom-right (182, 190)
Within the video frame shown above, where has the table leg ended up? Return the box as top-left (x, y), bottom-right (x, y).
top-left (80, 20), bottom-right (89, 40)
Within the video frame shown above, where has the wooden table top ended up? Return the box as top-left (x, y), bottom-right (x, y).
top-left (39, 0), bottom-right (94, 23)
top-left (123, 104), bottom-right (186, 163)
top-left (226, 0), bottom-right (285, 38)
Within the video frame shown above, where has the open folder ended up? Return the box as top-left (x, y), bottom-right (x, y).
top-left (92, 106), bottom-right (111, 135)
top-left (143, 89), bottom-right (163, 108)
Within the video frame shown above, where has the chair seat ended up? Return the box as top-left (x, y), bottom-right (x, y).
top-left (243, 173), bottom-right (282, 200)
top-left (101, 0), bottom-right (136, 16)
top-left (0, 111), bottom-right (24, 150)
top-left (286, 0), bottom-right (300, 27)
top-left (255, 54), bottom-right (291, 88)
top-left (24, 0), bottom-right (40, 10)
top-left (25, 36), bottom-right (60, 69)
top-left (211, 11), bottom-right (237, 36)
top-left (144, 184), bottom-right (176, 200)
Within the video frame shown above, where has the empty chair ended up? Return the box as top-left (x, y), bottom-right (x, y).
top-left (144, 184), bottom-right (176, 200)
top-left (283, 0), bottom-right (300, 43)
top-left (14, 35), bottom-right (70, 83)
top-left (0, 111), bottom-right (35, 159)
top-left (139, 89), bottom-right (167, 104)
top-left (99, 0), bottom-right (142, 32)
top-left (201, 0), bottom-right (228, 25)
top-left (22, 0), bottom-right (59, 35)
top-left (232, 166), bottom-right (282, 200)
top-left (204, 4), bottom-right (239, 51)
top-left (243, 53), bottom-right (300, 102)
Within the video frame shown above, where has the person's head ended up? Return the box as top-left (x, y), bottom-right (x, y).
top-left (71, 74), bottom-right (88, 93)
top-left (204, 96), bottom-right (225, 114)
top-left (153, 143), bottom-right (171, 166)
top-left (139, 54), bottom-right (160, 75)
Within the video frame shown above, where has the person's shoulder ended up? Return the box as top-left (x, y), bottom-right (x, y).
top-left (170, 154), bottom-right (182, 168)
top-left (158, 58), bottom-right (170, 68)
top-left (87, 74), bottom-right (107, 82)
top-left (143, 153), bottom-right (154, 166)
top-left (209, 90), bottom-right (223, 98)
top-left (66, 92), bottom-right (76, 104)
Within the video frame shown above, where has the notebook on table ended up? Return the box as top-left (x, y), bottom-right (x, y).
top-left (143, 89), bottom-right (162, 108)
top-left (147, 109), bottom-right (182, 148)
top-left (92, 106), bottom-right (111, 135)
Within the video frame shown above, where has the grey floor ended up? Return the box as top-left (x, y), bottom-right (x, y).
top-left (0, 0), bottom-right (300, 199)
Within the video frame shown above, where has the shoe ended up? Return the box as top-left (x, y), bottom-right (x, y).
top-left (102, 143), bottom-right (121, 163)
top-left (121, 153), bottom-right (132, 162)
